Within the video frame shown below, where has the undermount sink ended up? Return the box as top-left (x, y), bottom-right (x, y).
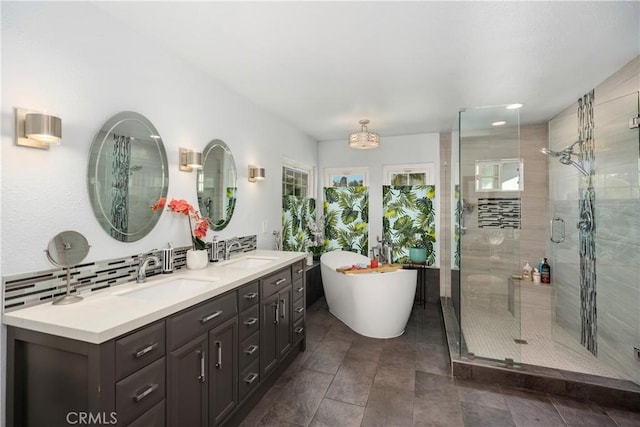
top-left (115, 278), bottom-right (216, 300)
top-left (224, 256), bottom-right (278, 269)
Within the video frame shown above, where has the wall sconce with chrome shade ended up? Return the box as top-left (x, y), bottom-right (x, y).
top-left (179, 148), bottom-right (202, 172)
top-left (349, 119), bottom-right (380, 149)
top-left (16, 108), bottom-right (62, 149)
top-left (248, 165), bottom-right (265, 182)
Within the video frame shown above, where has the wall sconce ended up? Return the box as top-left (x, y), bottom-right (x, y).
top-left (248, 165), bottom-right (265, 182)
top-left (16, 108), bottom-right (62, 150)
top-left (179, 148), bottom-right (202, 172)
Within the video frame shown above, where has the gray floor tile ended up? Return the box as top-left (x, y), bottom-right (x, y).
top-left (503, 390), bottom-right (566, 427)
top-left (309, 398), bottom-right (365, 427)
top-left (325, 356), bottom-right (378, 406)
top-left (416, 341), bottom-right (450, 375)
top-left (460, 402), bottom-right (515, 427)
top-left (415, 371), bottom-right (458, 400)
top-left (413, 393), bottom-right (464, 427)
top-left (373, 358), bottom-right (416, 392)
top-left (266, 368), bottom-right (334, 426)
top-left (456, 379), bottom-right (508, 411)
top-left (604, 407), bottom-right (640, 427)
top-left (549, 396), bottom-right (617, 427)
top-left (361, 383), bottom-right (415, 427)
top-left (345, 336), bottom-right (384, 363)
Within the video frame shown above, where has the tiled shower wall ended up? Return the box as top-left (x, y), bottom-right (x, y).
top-left (549, 56), bottom-right (640, 384)
top-left (2, 235), bottom-right (257, 312)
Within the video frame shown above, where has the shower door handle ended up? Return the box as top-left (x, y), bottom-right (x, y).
top-left (550, 217), bottom-right (565, 243)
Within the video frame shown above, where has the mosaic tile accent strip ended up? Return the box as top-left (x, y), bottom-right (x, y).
top-left (578, 89), bottom-right (597, 356)
top-left (477, 198), bottom-right (521, 229)
top-left (3, 235), bottom-right (256, 312)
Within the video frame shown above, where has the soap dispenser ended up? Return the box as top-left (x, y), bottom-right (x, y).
top-left (210, 236), bottom-right (220, 262)
top-left (162, 243), bottom-right (174, 274)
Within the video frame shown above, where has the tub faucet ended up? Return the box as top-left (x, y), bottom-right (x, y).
top-left (224, 238), bottom-right (242, 260)
top-left (137, 253), bottom-right (160, 283)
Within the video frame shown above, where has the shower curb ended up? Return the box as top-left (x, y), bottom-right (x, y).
top-left (440, 298), bottom-right (640, 413)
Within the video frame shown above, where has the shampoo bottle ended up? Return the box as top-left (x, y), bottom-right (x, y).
top-left (532, 268), bottom-right (541, 283)
top-left (541, 258), bottom-right (551, 284)
top-left (522, 261), bottom-right (532, 280)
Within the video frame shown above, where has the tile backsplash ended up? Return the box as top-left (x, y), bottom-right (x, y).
top-left (2, 235), bottom-right (256, 312)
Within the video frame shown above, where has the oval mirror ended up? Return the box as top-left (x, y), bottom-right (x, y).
top-left (46, 230), bottom-right (90, 267)
top-left (197, 139), bottom-right (237, 231)
top-left (87, 112), bottom-right (169, 242)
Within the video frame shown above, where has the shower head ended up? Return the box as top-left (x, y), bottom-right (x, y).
top-left (540, 147), bottom-right (561, 158)
top-left (540, 141), bottom-right (588, 176)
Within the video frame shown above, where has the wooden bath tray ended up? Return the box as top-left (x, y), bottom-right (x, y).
top-left (336, 264), bottom-right (403, 274)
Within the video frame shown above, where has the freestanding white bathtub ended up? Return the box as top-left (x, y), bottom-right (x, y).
top-left (320, 250), bottom-right (418, 339)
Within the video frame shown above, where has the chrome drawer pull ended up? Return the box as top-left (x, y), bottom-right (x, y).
top-left (243, 372), bottom-right (258, 385)
top-left (296, 268), bottom-right (304, 274)
top-left (295, 327), bottom-right (304, 334)
top-left (198, 350), bottom-right (206, 383)
top-left (296, 287), bottom-right (304, 293)
top-left (244, 345), bottom-right (258, 355)
top-left (201, 310), bottom-right (222, 324)
top-left (243, 317), bottom-right (258, 326)
top-left (134, 343), bottom-right (158, 359)
top-left (296, 307), bottom-right (304, 314)
top-left (274, 278), bottom-right (287, 286)
top-left (243, 292), bottom-right (258, 300)
top-left (133, 383), bottom-right (159, 402)
top-left (216, 341), bottom-right (222, 369)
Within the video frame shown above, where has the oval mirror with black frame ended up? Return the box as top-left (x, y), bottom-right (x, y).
top-left (197, 139), bottom-right (237, 231)
top-left (87, 112), bottom-right (169, 242)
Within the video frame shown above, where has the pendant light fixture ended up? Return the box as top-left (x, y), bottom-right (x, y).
top-left (349, 119), bottom-right (380, 149)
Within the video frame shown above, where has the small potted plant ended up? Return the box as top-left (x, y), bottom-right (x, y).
top-left (306, 214), bottom-right (325, 261)
top-left (409, 232), bottom-right (428, 264)
top-left (151, 198), bottom-right (209, 269)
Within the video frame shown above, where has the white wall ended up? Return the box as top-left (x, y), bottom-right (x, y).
top-left (318, 133), bottom-right (440, 266)
top-left (1, 2), bottom-right (317, 276)
top-left (1, 3), bottom-right (317, 423)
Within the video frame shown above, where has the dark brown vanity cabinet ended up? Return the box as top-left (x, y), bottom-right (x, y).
top-left (166, 292), bottom-right (238, 427)
top-left (7, 258), bottom-right (307, 427)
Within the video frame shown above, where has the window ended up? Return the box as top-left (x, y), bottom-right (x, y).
top-left (383, 163), bottom-right (435, 185)
top-left (282, 160), bottom-right (313, 197)
top-left (324, 167), bottom-right (368, 187)
top-left (475, 159), bottom-right (523, 192)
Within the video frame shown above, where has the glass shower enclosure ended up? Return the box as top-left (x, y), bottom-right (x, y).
top-left (454, 96), bottom-right (640, 385)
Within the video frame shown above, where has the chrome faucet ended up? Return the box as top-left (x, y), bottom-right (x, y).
top-left (137, 254), bottom-right (160, 283)
top-left (224, 238), bottom-right (242, 260)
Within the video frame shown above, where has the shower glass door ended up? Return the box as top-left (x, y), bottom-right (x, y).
top-left (458, 105), bottom-right (523, 363)
top-left (549, 91), bottom-right (639, 383)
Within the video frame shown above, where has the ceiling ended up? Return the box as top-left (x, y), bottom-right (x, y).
top-left (98, 1), bottom-right (639, 142)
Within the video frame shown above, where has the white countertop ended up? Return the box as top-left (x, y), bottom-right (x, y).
top-left (2, 250), bottom-right (306, 344)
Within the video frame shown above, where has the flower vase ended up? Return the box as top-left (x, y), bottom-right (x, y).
top-left (186, 249), bottom-right (208, 270)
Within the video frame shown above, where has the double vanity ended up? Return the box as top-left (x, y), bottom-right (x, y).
top-left (4, 250), bottom-right (307, 427)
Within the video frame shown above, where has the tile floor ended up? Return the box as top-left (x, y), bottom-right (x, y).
top-left (239, 298), bottom-right (640, 427)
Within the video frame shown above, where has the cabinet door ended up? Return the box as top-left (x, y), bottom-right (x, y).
top-left (168, 334), bottom-right (208, 427)
top-left (260, 292), bottom-right (279, 378)
top-left (209, 317), bottom-right (238, 426)
top-left (277, 286), bottom-right (293, 359)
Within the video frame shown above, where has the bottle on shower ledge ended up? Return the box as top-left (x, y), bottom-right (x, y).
top-left (541, 258), bottom-right (551, 284)
top-left (522, 261), bottom-right (532, 280)
top-left (532, 268), bottom-right (541, 283)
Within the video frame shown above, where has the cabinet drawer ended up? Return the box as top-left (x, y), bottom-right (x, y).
top-left (239, 359), bottom-right (260, 402)
top-left (238, 281), bottom-right (259, 312)
top-left (239, 305), bottom-right (260, 342)
top-left (293, 318), bottom-right (305, 344)
top-left (292, 261), bottom-right (305, 282)
top-left (293, 297), bottom-right (305, 322)
top-left (168, 292), bottom-right (237, 350)
top-left (261, 267), bottom-right (292, 299)
top-left (127, 400), bottom-right (165, 427)
top-left (293, 279), bottom-right (304, 302)
top-left (239, 330), bottom-right (260, 371)
top-left (115, 321), bottom-right (165, 381)
top-left (116, 357), bottom-right (165, 426)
